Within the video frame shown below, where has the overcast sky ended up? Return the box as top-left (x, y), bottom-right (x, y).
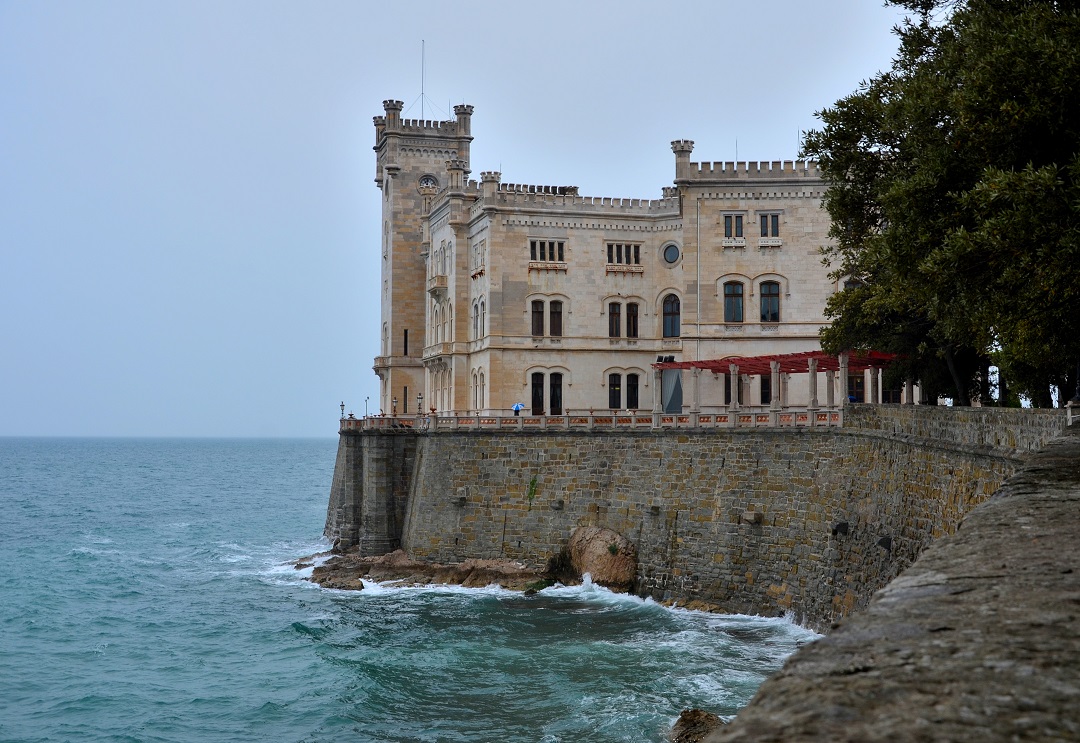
top-left (0, 0), bottom-right (908, 437)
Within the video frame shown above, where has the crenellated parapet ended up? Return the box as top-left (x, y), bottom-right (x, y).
top-left (687, 160), bottom-right (822, 180)
top-left (486, 186), bottom-right (680, 216)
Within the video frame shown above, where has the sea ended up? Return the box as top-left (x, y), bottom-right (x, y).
top-left (0, 437), bottom-right (817, 743)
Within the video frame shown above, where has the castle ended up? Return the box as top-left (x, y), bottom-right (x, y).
top-left (371, 99), bottom-right (837, 417)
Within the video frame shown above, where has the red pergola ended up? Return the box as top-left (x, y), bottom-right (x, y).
top-left (652, 350), bottom-right (898, 375)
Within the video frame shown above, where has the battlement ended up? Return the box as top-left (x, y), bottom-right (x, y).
top-left (497, 183), bottom-right (580, 196)
top-left (689, 160), bottom-right (822, 180)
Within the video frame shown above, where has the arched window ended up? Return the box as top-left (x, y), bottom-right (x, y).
top-left (479, 371), bottom-right (485, 410)
top-left (626, 303), bottom-right (639, 338)
top-left (479, 300), bottom-right (486, 338)
top-left (724, 282), bottom-right (744, 323)
top-left (760, 281), bottom-right (780, 323)
top-left (472, 302), bottom-right (478, 340)
top-left (662, 294), bottom-right (681, 338)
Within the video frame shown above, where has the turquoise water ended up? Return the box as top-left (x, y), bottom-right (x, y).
top-left (0, 438), bottom-right (816, 742)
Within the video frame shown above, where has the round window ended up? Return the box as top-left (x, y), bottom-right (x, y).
top-left (662, 244), bottom-right (681, 264)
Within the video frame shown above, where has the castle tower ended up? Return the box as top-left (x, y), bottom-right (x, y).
top-left (372, 100), bottom-right (473, 415)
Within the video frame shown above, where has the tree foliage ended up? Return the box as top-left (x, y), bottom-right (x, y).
top-left (803, 0), bottom-right (1080, 405)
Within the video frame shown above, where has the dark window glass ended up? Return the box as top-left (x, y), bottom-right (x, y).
top-left (735, 215), bottom-right (743, 238)
top-left (532, 372), bottom-right (545, 415)
top-left (530, 240), bottom-right (537, 261)
top-left (549, 373), bottom-right (563, 415)
top-left (549, 301), bottom-right (563, 337)
top-left (557, 241), bottom-right (565, 262)
top-left (760, 281), bottom-right (780, 323)
top-left (760, 214), bottom-right (769, 237)
top-left (626, 303), bottom-right (639, 338)
top-left (662, 294), bottom-right (681, 337)
top-left (761, 375), bottom-right (771, 405)
top-left (608, 373), bottom-right (622, 410)
top-left (616, 244), bottom-right (623, 264)
top-left (608, 302), bottom-right (621, 337)
top-left (633, 244), bottom-right (640, 264)
top-left (627, 373), bottom-right (639, 410)
top-left (531, 300), bottom-right (545, 337)
top-left (663, 244), bottom-right (680, 264)
top-left (607, 243), bottom-right (614, 263)
top-left (771, 214), bottom-right (779, 237)
top-left (882, 387), bottom-right (902, 404)
top-left (724, 215), bottom-right (733, 238)
top-left (724, 282), bottom-right (744, 323)
top-left (403, 329), bottom-right (409, 356)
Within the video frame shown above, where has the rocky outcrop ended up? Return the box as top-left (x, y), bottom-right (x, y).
top-left (307, 549), bottom-right (548, 591)
top-left (671, 709), bottom-right (723, 742)
top-left (567, 526), bottom-right (638, 592)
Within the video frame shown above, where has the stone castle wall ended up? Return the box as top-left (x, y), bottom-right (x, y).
top-left (328, 406), bottom-right (1067, 631)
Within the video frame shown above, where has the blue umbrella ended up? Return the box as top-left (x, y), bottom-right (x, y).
top-left (511, 402), bottom-right (525, 412)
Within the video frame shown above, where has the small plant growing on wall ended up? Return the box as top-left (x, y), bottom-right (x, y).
top-left (608, 542), bottom-right (619, 555)
top-left (526, 475), bottom-right (538, 509)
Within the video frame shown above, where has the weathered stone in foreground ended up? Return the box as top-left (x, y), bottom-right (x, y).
top-left (670, 708), bottom-right (723, 742)
top-left (568, 526), bottom-right (638, 592)
top-left (707, 425), bottom-right (1080, 742)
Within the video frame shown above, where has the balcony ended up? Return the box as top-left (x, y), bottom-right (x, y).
top-left (721, 238), bottom-right (747, 248)
top-left (422, 342), bottom-right (454, 360)
top-left (427, 274), bottom-right (448, 297)
top-left (758, 237), bottom-right (783, 248)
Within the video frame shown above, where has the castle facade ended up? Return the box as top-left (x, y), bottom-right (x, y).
top-left (371, 99), bottom-right (836, 416)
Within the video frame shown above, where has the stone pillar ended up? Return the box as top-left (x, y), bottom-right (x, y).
top-left (652, 367), bottom-right (663, 428)
top-left (839, 353), bottom-right (849, 406)
top-left (729, 364), bottom-right (740, 411)
top-left (825, 369), bottom-right (836, 409)
top-left (870, 367), bottom-right (880, 404)
top-left (691, 367), bottom-right (701, 413)
top-left (905, 378), bottom-right (915, 405)
top-left (808, 357), bottom-right (819, 409)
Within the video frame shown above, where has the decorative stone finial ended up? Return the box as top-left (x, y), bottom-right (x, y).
top-left (671, 139), bottom-right (695, 154)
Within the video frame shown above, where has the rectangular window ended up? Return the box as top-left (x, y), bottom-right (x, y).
top-left (532, 372), bottom-right (545, 415)
top-left (605, 242), bottom-right (642, 266)
top-left (626, 303), bottom-right (639, 338)
top-left (724, 283), bottom-right (744, 323)
top-left (626, 373), bottom-right (639, 410)
top-left (760, 214), bottom-right (780, 237)
top-left (760, 281), bottom-right (780, 323)
top-left (531, 300), bottom-right (545, 337)
top-left (549, 373), bottom-right (563, 415)
top-left (403, 385), bottom-right (409, 414)
top-left (608, 373), bottom-right (622, 410)
top-left (608, 302), bottom-right (621, 337)
top-left (403, 329), bottom-right (409, 356)
top-left (549, 301), bottom-right (563, 337)
top-left (724, 215), bottom-right (744, 238)
top-left (530, 239), bottom-right (565, 262)
top-left (760, 376), bottom-right (771, 405)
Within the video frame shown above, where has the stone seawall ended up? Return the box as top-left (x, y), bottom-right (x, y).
top-left (327, 406), bottom-right (1067, 631)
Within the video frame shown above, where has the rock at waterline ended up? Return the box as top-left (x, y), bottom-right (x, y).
top-left (670, 708), bottom-right (723, 742)
top-left (567, 525), bottom-right (638, 592)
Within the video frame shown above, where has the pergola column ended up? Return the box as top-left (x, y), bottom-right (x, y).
top-left (728, 363), bottom-right (740, 412)
top-left (690, 367), bottom-right (701, 426)
top-left (839, 353), bottom-right (849, 406)
top-left (905, 378), bottom-right (915, 405)
top-left (770, 361), bottom-right (781, 412)
top-left (652, 367), bottom-right (663, 428)
top-left (870, 366), bottom-right (880, 404)
top-left (825, 369), bottom-right (836, 409)
top-left (807, 357), bottom-right (819, 409)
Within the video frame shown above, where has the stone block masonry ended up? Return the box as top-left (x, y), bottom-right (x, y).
top-left (326, 406), bottom-right (1066, 632)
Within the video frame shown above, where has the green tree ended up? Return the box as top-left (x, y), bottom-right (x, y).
top-left (803, 0), bottom-right (1080, 406)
